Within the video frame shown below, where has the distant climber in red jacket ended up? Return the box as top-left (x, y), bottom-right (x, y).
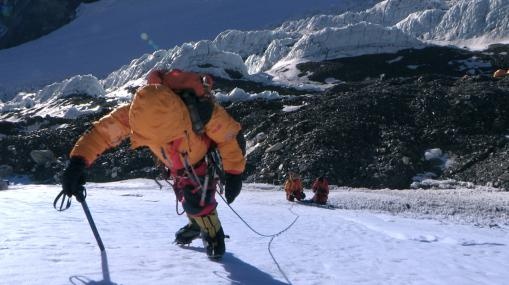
top-left (311, 176), bottom-right (329, 205)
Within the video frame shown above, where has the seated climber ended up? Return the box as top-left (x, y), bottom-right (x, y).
top-left (284, 171), bottom-right (305, 202)
top-left (311, 176), bottom-right (329, 205)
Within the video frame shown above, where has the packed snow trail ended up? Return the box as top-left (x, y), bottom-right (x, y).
top-left (0, 179), bottom-right (507, 285)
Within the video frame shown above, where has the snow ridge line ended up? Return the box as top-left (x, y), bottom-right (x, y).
top-left (218, 193), bottom-right (299, 284)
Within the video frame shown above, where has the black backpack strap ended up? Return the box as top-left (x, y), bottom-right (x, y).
top-left (179, 91), bottom-right (214, 135)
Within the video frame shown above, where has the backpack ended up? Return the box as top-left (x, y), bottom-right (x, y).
top-left (146, 69), bottom-right (215, 134)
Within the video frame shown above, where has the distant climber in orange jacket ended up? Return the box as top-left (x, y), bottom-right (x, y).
top-left (60, 69), bottom-right (246, 259)
top-left (284, 172), bottom-right (305, 201)
top-left (311, 176), bottom-right (329, 205)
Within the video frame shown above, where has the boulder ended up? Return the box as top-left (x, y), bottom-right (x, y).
top-left (30, 150), bottom-right (55, 165)
top-left (0, 180), bottom-right (8, 190)
top-left (255, 132), bottom-right (268, 143)
top-left (265, 142), bottom-right (284, 153)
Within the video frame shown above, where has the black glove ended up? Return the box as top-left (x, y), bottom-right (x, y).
top-left (224, 173), bottom-right (242, 204)
top-left (62, 157), bottom-right (87, 202)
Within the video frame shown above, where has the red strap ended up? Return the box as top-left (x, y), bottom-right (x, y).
top-left (163, 69), bottom-right (213, 97)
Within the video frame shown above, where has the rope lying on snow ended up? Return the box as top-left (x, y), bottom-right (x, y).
top-left (217, 189), bottom-right (299, 285)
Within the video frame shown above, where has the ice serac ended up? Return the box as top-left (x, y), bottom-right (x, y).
top-left (361, 0), bottom-right (447, 26)
top-left (285, 22), bottom-right (425, 62)
top-left (213, 30), bottom-right (292, 58)
top-left (277, 0), bottom-right (446, 33)
top-left (0, 74), bottom-right (104, 113)
top-left (0, 74), bottom-right (105, 119)
top-left (245, 38), bottom-right (297, 74)
top-left (38, 74), bottom-right (105, 101)
top-left (431, 0), bottom-right (509, 46)
top-left (102, 40), bottom-right (248, 91)
top-left (395, 9), bottom-right (446, 38)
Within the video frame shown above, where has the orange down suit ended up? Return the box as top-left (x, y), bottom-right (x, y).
top-left (70, 84), bottom-right (245, 178)
top-left (284, 178), bottom-right (304, 201)
top-left (311, 178), bottom-right (329, 204)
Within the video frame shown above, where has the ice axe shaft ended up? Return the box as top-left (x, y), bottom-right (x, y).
top-left (81, 199), bottom-right (105, 252)
top-left (54, 189), bottom-right (105, 252)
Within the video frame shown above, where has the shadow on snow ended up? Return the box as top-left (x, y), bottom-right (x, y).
top-left (69, 251), bottom-right (118, 285)
top-left (68, 246), bottom-right (288, 285)
top-left (219, 252), bottom-right (288, 285)
top-left (182, 246), bottom-right (287, 284)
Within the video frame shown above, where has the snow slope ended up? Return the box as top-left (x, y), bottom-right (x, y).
top-left (1, 179), bottom-right (508, 285)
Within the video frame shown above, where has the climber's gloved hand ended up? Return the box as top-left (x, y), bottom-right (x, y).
top-left (224, 173), bottom-right (242, 204)
top-left (61, 157), bottom-right (87, 202)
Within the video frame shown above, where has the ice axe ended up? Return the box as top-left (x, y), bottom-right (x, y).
top-left (54, 187), bottom-right (105, 252)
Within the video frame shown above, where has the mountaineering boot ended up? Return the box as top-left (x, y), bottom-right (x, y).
top-left (175, 218), bottom-right (201, 245)
top-left (202, 227), bottom-right (225, 259)
top-left (192, 209), bottom-right (225, 258)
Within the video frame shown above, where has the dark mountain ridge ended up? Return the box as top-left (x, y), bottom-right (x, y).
top-left (0, 0), bottom-right (98, 49)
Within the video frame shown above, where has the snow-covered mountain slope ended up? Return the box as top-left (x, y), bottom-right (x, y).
top-left (0, 0), bottom-right (380, 100)
top-left (1, 0), bottom-right (509, 118)
top-left (1, 180), bottom-right (508, 285)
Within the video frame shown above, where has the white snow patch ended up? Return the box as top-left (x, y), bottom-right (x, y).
top-left (55, 124), bottom-right (70, 129)
top-left (387, 56), bottom-right (404, 64)
top-left (424, 148), bottom-right (455, 170)
top-left (425, 148), bottom-right (444, 160)
top-left (324, 77), bottom-right (342, 84)
top-left (214, 87), bottom-right (281, 102)
top-left (410, 179), bottom-right (475, 189)
top-left (282, 104), bottom-right (305, 112)
top-left (63, 105), bottom-right (102, 119)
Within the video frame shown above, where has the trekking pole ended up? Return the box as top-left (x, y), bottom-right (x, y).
top-left (54, 188), bottom-right (105, 252)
